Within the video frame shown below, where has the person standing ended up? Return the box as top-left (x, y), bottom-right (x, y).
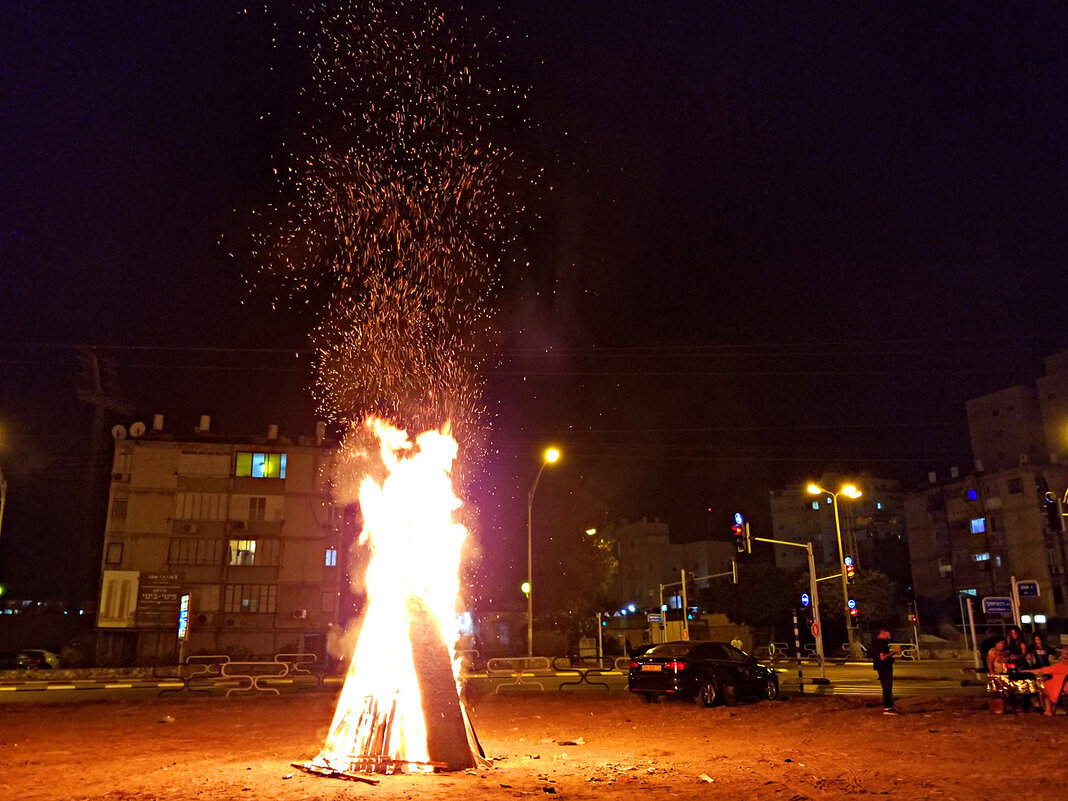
top-left (872, 625), bottom-right (900, 715)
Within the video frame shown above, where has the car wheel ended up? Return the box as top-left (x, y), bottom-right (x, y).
top-left (695, 679), bottom-right (718, 707)
top-left (763, 677), bottom-right (779, 701)
top-left (640, 693), bottom-right (659, 704)
top-left (722, 683), bottom-right (738, 706)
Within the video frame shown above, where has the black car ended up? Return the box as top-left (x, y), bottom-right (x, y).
top-left (628, 640), bottom-right (779, 706)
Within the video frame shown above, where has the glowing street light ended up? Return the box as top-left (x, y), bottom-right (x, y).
top-left (808, 482), bottom-right (863, 658)
top-left (527, 446), bottom-right (561, 657)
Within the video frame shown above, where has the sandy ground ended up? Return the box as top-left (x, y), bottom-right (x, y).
top-left (2, 689), bottom-right (1066, 801)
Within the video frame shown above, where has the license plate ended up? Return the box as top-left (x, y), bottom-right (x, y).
top-left (641, 664), bottom-right (662, 672)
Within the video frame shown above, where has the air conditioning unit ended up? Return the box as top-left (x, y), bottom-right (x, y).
top-left (292, 609), bottom-right (308, 620)
top-left (224, 617), bottom-right (238, 627)
top-left (230, 520), bottom-right (248, 531)
top-left (180, 522), bottom-right (198, 534)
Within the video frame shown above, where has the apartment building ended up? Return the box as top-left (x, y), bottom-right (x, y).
top-left (95, 416), bottom-right (352, 664)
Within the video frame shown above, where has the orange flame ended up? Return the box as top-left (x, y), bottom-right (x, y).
top-left (314, 418), bottom-right (469, 773)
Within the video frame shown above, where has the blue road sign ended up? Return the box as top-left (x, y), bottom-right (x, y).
top-left (734, 512), bottom-right (744, 526)
top-left (982, 596), bottom-right (1013, 615)
top-left (1016, 580), bottom-right (1040, 598)
top-left (801, 593), bottom-right (810, 607)
top-left (647, 613), bottom-right (663, 623)
top-left (844, 556), bottom-right (853, 567)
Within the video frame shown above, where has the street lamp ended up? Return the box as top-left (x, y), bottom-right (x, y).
top-left (807, 482), bottom-right (862, 658)
top-left (527, 447), bottom-right (560, 657)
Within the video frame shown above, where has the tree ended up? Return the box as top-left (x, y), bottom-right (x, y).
top-left (800, 568), bottom-right (898, 626)
top-left (699, 562), bottom-right (800, 636)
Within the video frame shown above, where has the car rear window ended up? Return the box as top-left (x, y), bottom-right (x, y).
top-left (643, 644), bottom-right (694, 658)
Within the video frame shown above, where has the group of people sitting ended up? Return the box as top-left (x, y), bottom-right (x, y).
top-left (986, 627), bottom-right (1068, 716)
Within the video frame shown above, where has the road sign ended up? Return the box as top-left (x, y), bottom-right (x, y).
top-left (810, 622), bottom-right (820, 637)
top-left (801, 593), bottom-right (810, 607)
top-left (847, 598), bottom-right (856, 610)
top-left (982, 596), bottom-right (1013, 615)
top-left (177, 593), bottom-right (190, 641)
top-left (647, 613), bottom-right (663, 623)
top-left (1016, 580), bottom-right (1040, 598)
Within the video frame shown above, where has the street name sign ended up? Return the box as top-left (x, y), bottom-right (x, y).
top-left (1016, 580), bottom-right (1040, 598)
top-left (982, 596), bottom-right (1013, 615)
top-left (647, 613), bottom-right (663, 623)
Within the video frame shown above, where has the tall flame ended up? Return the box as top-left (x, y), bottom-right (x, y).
top-left (315, 418), bottom-right (470, 773)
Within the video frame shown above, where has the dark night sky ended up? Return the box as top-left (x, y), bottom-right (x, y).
top-left (2, 1), bottom-right (1067, 602)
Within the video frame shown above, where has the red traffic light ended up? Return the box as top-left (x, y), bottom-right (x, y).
top-left (849, 607), bottom-right (859, 618)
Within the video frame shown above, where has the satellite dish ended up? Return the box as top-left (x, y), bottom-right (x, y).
top-left (129, 421), bottom-right (146, 438)
top-left (111, 425), bottom-right (127, 440)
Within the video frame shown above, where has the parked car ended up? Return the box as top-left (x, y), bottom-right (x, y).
top-left (19, 649), bottom-right (61, 669)
top-left (628, 640), bottom-right (779, 706)
top-left (0, 652), bottom-right (34, 670)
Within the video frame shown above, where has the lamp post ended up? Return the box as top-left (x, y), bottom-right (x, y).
top-left (527, 447), bottom-right (560, 658)
top-left (807, 482), bottom-right (862, 659)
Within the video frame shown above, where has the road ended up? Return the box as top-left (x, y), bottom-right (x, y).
top-left (0, 659), bottom-right (981, 704)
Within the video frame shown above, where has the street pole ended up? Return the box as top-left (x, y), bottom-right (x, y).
top-left (830, 494), bottom-right (857, 659)
top-left (792, 610), bottom-right (804, 695)
top-left (596, 612), bottom-right (603, 659)
top-left (1009, 573), bottom-right (1022, 629)
top-left (966, 597), bottom-right (980, 669)
top-left (524, 449), bottom-right (560, 658)
top-left (805, 543), bottom-right (826, 680)
top-left (680, 569), bottom-right (689, 641)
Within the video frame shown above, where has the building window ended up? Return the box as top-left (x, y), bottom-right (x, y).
top-left (1007, 478), bottom-right (1024, 494)
top-left (937, 559), bottom-right (952, 577)
top-left (229, 539), bottom-right (257, 566)
top-left (105, 542), bottom-right (123, 565)
top-left (235, 452), bottom-right (287, 479)
top-left (169, 538), bottom-right (225, 565)
top-left (224, 584), bottom-right (276, 614)
top-left (811, 501), bottom-right (820, 510)
top-left (226, 538), bottom-right (279, 566)
top-left (961, 588), bottom-right (978, 597)
top-left (966, 489), bottom-right (978, 502)
top-left (111, 498), bottom-right (128, 520)
top-left (321, 592), bottom-right (336, 613)
top-left (970, 517), bottom-right (986, 534)
top-left (876, 501), bottom-right (883, 510)
top-left (973, 552), bottom-right (990, 562)
top-left (249, 496), bottom-right (267, 522)
top-left (325, 547), bottom-right (338, 567)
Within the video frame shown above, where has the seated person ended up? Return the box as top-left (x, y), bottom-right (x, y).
top-left (1023, 646), bottom-right (1068, 716)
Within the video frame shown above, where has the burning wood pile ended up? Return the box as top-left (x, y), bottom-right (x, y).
top-left (301, 420), bottom-right (487, 781)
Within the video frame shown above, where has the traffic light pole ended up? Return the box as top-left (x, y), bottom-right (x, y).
top-left (658, 562), bottom-right (740, 644)
top-left (753, 536), bottom-right (827, 682)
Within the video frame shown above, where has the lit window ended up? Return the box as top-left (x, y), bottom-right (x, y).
top-left (995, 556), bottom-right (1002, 567)
top-left (325, 547), bottom-right (337, 567)
top-left (973, 552), bottom-right (990, 562)
top-left (970, 517), bottom-right (986, 534)
top-left (229, 539), bottom-right (257, 566)
top-left (966, 489), bottom-right (978, 501)
top-left (811, 501), bottom-right (820, 510)
top-left (236, 452), bottom-right (287, 479)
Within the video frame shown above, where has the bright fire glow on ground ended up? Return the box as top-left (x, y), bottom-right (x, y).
top-left (312, 418), bottom-right (470, 774)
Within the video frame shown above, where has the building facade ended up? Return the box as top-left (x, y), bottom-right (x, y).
top-left (905, 464), bottom-right (1068, 619)
top-left (907, 350), bottom-right (1068, 620)
top-left (95, 417), bottom-right (351, 664)
top-left (769, 476), bottom-right (908, 586)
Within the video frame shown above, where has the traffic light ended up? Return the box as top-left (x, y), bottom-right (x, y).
top-left (732, 513), bottom-right (751, 554)
top-left (908, 614), bottom-right (918, 624)
top-left (848, 598), bottom-right (858, 618)
top-left (1043, 492), bottom-right (1064, 534)
top-left (844, 556), bottom-right (856, 584)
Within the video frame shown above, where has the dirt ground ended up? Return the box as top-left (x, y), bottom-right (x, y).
top-left (2, 690), bottom-right (1066, 801)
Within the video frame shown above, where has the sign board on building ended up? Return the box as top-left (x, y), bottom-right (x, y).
top-left (177, 593), bottom-right (190, 641)
top-left (137, 573), bottom-right (183, 628)
top-left (1016, 580), bottom-right (1040, 598)
top-left (982, 596), bottom-right (1013, 615)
